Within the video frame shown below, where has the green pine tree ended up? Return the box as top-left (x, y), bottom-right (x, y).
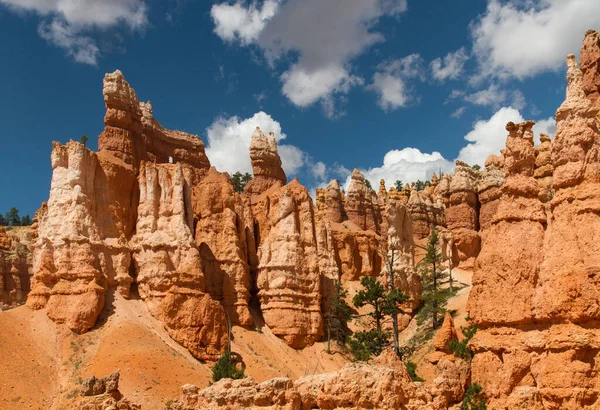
top-left (394, 180), bottom-right (403, 191)
top-left (20, 215), bottom-right (32, 226)
top-left (416, 228), bottom-right (452, 329)
top-left (80, 135), bottom-right (89, 147)
top-left (364, 179), bottom-right (372, 190)
top-left (6, 208), bottom-right (21, 226)
top-left (325, 281), bottom-right (352, 353)
top-left (349, 276), bottom-right (408, 361)
top-left (231, 171), bottom-right (253, 194)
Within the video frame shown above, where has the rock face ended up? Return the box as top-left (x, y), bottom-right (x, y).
top-left (131, 162), bottom-right (228, 360)
top-left (433, 312), bottom-right (458, 354)
top-left (0, 226), bottom-right (32, 309)
top-left (26, 69), bottom-right (422, 360)
top-left (249, 179), bottom-right (324, 348)
top-left (78, 371), bottom-right (140, 410)
top-left (27, 71), bottom-right (228, 360)
top-left (168, 351), bottom-right (458, 410)
top-left (443, 162), bottom-right (481, 269)
top-left (243, 127), bottom-right (286, 196)
top-left (194, 168), bottom-right (253, 327)
top-left (469, 32), bottom-right (600, 409)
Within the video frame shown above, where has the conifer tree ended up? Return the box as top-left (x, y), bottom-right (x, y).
top-left (325, 281), bottom-right (352, 353)
top-left (416, 228), bottom-right (452, 329)
top-left (349, 276), bottom-right (408, 360)
top-left (6, 208), bottom-right (20, 227)
top-left (231, 171), bottom-right (253, 194)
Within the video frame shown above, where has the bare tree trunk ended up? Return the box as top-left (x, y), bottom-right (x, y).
top-left (387, 248), bottom-right (400, 358)
top-left (327, 315), bottom-right (331, 354)
top-left (433, 257), bottom-right (438, 329)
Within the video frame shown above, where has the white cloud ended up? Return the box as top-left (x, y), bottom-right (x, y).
top-left (205, 111), bottom-right (306, 177)
top-left (356, 107), bottom-right (557, 185)
top-left (0, 0), bottom-right (147, 64)
top-left (533, 116), bottom-right (556, 145)
top-left (356, 148), bottom-right (454, 190)
top-left (457, 107), bottom-right (524, 166)
top-left (471, 0), bottom-right (600, 80)
top-left (211, 0), bottom-right (408, 114)
top-left (311, 161), bottom-right (327, 180)
top-left (457, 106), bottom-right (555, 166)
top-left (464, 84), bottom-right (526, 110)
top-left (38, 19), bottom-right (99, 64)
top-left (450, 106), bottom-right (466, 118)
top-left (368, 54), bottom-right (424, 111)
top-left (210, 0), bottom-right (278, 45)
top-left (281, 65), bottom-right (363, 109)
top-left (430, 47), bottom-right (469, 81)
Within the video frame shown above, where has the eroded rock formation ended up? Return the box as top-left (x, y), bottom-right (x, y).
top-left (168, 351), bottom-right (461, 410)
top-left (78, 371), bottom-right (140, 410)
top-left (468, 31), bottom-right (600, 409)
top-left (0, 226), bottom-right (32, 309)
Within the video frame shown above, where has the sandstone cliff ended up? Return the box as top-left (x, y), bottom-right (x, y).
top-left (468, 30), bottom-right (600, 409)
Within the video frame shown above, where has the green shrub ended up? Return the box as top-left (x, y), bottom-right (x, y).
top-left (405, 361), bottom-right (424, 382)
top-left (448, 320), bottom-right (478, 360)
top-left (461, 383), bottom-right (487, 410)
top-left (348, 330), bottom-right (388, 361)
top-left (211, 350), bottom-right (245, 383)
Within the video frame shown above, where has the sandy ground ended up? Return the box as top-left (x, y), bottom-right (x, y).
top-left (0, 292), bottom-right (350, 410)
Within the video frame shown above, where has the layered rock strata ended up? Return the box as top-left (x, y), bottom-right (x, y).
top-left (443, 162), bottom-right (481, 269)
top-left (469, 32), bottom-right (600, 409)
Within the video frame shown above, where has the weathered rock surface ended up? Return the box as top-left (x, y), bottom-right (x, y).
top-left (131, 162), bottom-right (228, 360)
top-left (468, 32), bottom-right (600, 409)
top-left (78, 371), bottom-right (140, 410)
top-left (244, 127), bottom-right (286, 196)
top-left (443, 162), bottom-right (480, 269)
top-left (249, 179), bottom-right (323, 348)
top-left (433, 312), bottom-right (459, 353)
top-left (168, 351), bottom-right (460, 409)
top-left (0, 226), bottom-right (32, 309)
top-left (28, 71), bottom-right (228, 360)
top-left (194, 167), bottom-right (253, 327)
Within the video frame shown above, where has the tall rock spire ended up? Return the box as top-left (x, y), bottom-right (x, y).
top-left (244, 127), bottom-right (287, 196)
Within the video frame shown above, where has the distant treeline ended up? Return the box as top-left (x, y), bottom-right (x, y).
top-left (0, 208), bottom-right (32, 226)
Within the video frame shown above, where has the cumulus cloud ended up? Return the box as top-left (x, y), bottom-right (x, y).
top-left (430, 47), bottom-right (469, 81)
top-left (356, 148), bottom-right (455, 190)
top-left (211, 0), bottom-right (408, 114)
top-left (368, 54), bottom-right (425, 111)
top-left (471, 0), bottom-right (600, 80)
top-left (356, 107), bottom-right (557, 188)
top-left (457, 107), bottom-right (524, 166)
top-left (205, 111), bottom-right (306, 177)
top-left (457, 107), bottom-right (556, 166)
top-left (211, 0), bottom-right (278, 45)
top-left (463, 84), bottom-right (526, 110)
top-left (0, 0), bottom-right (147, 64)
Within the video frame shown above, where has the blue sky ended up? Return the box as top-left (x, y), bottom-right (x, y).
top-left (0, 0), bottom-right (598, 217)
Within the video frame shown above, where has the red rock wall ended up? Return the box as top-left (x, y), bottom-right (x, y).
top-left (469, 32), bottom-right (600, 409)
